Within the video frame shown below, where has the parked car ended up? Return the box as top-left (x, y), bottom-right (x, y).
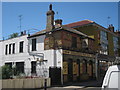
top-left (102, 65), bottom-right (120, 90)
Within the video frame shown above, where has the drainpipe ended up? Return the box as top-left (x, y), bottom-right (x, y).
top-left (95, 53), bottom-right (98, 81)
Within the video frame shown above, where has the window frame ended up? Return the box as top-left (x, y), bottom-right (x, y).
top-left (19, 41), bottom-right (24, 53)
top-left (12, 43), bottom-right (15, 54)
top-left (5, 44), bottom-right (8, 55)
top-left (32, 38), bottom-right (37, 51)
top-left (71, 36), bottom-right (77, 48)
top-left (9, 44), bottom-right (12, 54)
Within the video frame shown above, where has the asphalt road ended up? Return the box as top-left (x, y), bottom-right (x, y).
top-left (40, 87), bottom-right (101, 90)
top-left (40, 80), bottom-right (102, 90)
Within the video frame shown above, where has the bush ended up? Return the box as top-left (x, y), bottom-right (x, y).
top-left (0, 65), bottom-right (12, 79)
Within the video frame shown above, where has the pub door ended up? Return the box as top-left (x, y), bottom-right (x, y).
top-left (68, 59), bottom-right (73, 82)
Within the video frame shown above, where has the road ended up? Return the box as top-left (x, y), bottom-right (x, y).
top-left (40, 87), bottom-right (101, 90)
top-left (40, 80), bottom-right (102, 90)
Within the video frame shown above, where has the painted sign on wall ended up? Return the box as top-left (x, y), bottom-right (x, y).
top-left (63, 62), bottom-right (68, 74)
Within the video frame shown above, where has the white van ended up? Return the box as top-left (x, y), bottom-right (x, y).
top-left (102, 65), bottom-right (120, 90)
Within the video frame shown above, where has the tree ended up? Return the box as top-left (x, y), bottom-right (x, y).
top-left (9, 33), bottom-right (19, 39)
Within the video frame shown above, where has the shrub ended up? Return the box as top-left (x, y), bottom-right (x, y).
top-left (1, 65), bottom-right (12, 79)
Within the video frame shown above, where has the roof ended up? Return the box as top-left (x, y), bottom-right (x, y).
top-left (64, 19), bottom-right (119, 37)
top-left (29, 20), bottom-right (94, 38)
top-left (28, 25), bottom-right (94, 40)
top-left (64, 20), bottom-right (94, 28)
top-left (61, 26), bottom-right (88, 37)
top-left (28, 29), bottom-right (48, 38)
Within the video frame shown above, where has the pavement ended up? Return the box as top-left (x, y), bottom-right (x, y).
top-left (40, 80), bottom-right (103, 90)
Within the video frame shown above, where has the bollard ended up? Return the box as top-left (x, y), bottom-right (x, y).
top-left (44, 79), bottom-right (47, 90)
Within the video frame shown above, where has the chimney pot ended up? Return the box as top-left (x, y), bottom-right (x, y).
top-left (108, 24), bottom-right (114, 32)
top-left (55, 19), bottom-right (62, 28)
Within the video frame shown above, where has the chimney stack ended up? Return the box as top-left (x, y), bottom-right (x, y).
top-left (108, 24), bottom-right (114, 32)
top-left (55, 19), bottom-right (62, 28)
top-left (46, 4), bottom-right (55, 31)
top-left (115, 30), bottom-right (120, 36)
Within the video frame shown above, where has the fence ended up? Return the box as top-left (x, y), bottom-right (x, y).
top-left (1, 78), bottom-right (51, 89)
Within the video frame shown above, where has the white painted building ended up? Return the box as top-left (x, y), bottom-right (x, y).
top-left (0, 4), bottom-right (64, 79)
top-left (0, 33), bottom-right (63, 77)
top-left (28, 34), bottom-right (63, 77)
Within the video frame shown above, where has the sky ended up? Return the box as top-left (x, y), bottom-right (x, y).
top-left (2, 2), bottom-right (119, 40)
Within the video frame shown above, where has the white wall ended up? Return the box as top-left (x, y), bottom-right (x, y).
top-left (1, 34), bottom-right (63, 77)
top-left (2, 35), bottom-right (29, 64)
top-left (28, 35), bottom-right (63, 77)
top-left (28, 35), bottom-right (45, 52)
top-left (28, 35), bottom-right (63, 67)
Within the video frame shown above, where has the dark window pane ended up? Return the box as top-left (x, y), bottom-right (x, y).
top-left (32, 39), bottom-right (36, 51)
top-left (9, 44), bottom-right (11, 54)
top-left (12, 43), bottom-right (15, 54)
top-left (5, 45), bottom-right (8, 55)
top-left (72, 36), bottom-right (77, 48)
top-left (5, 62), bottom-right (12, 69)
top-left (19, 41), bottom-right (24, 53)
top-left (16, 62), bottom-right (24, 74)
top-left (31, 61), bottom-right (36, 74)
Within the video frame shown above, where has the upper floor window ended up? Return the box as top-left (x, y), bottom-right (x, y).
top-left (32, 38), bottom-right (36, 51)
top-left (100, 31), bottom-right (108, 41)
top-left (19, 41), bottom-right (24, 53)
top-left (113, 37), bottom-right (118, 48)
top-left (9, 44), bottom-right (12, 54)
top-left (12, 43), bottom-right (15, 54)
top-left (82, 39), bottom-right (88, 49)
top-left (100, 43), bottom-right (108, 55)
top-left (5, 45), bottom-right (8, 55)
top-left (71, 36), bottom-right (77, 48)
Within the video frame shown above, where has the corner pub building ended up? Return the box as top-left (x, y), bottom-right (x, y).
top-left (1, 4), bottom-right (119, 85)
top-left (28, 4), bottom-right (96, 84)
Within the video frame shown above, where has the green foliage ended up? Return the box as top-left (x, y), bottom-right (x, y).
top-left (0, 65), bottom-right (12, 79)
top-left (9, 33), bottom-right (19, 39)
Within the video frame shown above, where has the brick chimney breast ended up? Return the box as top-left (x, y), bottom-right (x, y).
top-left (46, 4), bottom-right (55, 31)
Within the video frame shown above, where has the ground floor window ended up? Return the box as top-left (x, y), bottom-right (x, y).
top-left (5, 62), bottom-right (12, 69)
top-left (87, 60), bottom-right (93, 76)
top-left (31, 61), bottom-right (36, 75)
top-left (16, 62), bottom-right (24, 74)
top-left (82, 59), bottom-right (87, 73)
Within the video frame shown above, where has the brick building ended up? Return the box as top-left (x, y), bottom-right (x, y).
top-left (64, 19), bottom-right (120, 78)
top-left (28, 4), bottom-right (96, 84)
top-left (1, 4), bottom-right (120, 84)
